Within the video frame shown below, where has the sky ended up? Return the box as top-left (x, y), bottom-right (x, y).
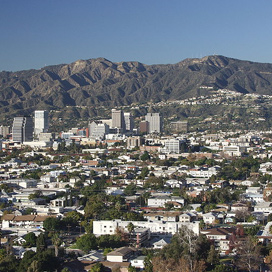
top-left (1, 0), bottom-right (272, 71)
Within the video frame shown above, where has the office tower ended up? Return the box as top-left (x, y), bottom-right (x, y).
top-left (139, 121), bottom-right (149, 134)
top-left (12, 117), bottom-right (34, 143)
top-left (34, 110), bottom-right (49, 135)
top-left (111, 109), bottom-right (125, 133)
top-left (39, 133), bottom-right (54, 142)
top-left (0, 126), bottom-right (10, 138)
top-left (127, 136), bottom-right (144, 148)
top-left (145, 113), bottom-right (162, 133)
top-left (164, 139), bottom-right (181, 154)
top-left (124, 112), bottom-right (134, 132)
top-left (88, 121), bottom-right (109, 139)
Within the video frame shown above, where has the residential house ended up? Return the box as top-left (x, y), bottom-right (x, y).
top-left (254, 202), bottom-right (272, 214)
top-left (202, 213), bottom-right (217, 224)
top-left (107, 247), bottom-right (136, 262)
top-left (130, 255), bottom-right (145, 270)
top-left (147, 196), bottom-right (184, 208)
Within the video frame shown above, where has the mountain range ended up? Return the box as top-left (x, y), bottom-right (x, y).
top-left (1, 55), bottom-right (272, 121)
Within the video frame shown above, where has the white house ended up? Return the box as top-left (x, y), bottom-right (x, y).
top-left (147, 196), bottom-right (184, 207)
top-left (254, 202), bottom-right (272, 214)
top-left (130, 256), bottom-right (146, 269)
top-left (202, 213), bottom-right (217, 224)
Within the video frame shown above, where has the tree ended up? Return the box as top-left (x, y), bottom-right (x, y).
top-left (23, 232), bottom-right (37, 247)
top-left (36, 233), bottom-right (47, 253)
top-left (43, 217), bottom-right (61, 231)
top-left (235, 209), bottom-right (250, 222)
top-left (0, 249), bottom-right (6, 262)
top-left (268, 213), bottom-right (272, 222)
top-left (139, 167), bottom-right (149, 179)
top-left (25, 208), bottom-right (35, 215)
top-left (165, 202), bottom-right (174, 210)
top-left (51, 232), bottom-right (62, 257)
top-left (97, 234), bottom-right (125, 249)
top-left (244, 225), bottom-right (260, 236)
top-left (127, 222), bottom-right (135, 233)
top-left (210, 264), bottom-right (237, 272)
top-left (128, 265), bottom-right (137, 272)
top-left (61, 268), bottom-right (71, 272)
top-left (0, 254), bottom-right (20, 272)
top-left (76, 233), bottom-right (97, 253)
top-left (207, 245), bottom-right (219, 268)
top-left (152, 255), bottom-right (206, 272)
top-left (127, 222), bottom-right (135, 244)
top-left (65, 210), bottom-right (83, 223)
top-left (89, 262), bottom-right (104, 272)
top-left (18, 250), bottom-right (36, 272)
top-left (31, 248), bottom-right (59, 272)
top-left (235, 236), bottom-right (262, 272)
top-left (157, 225), bottom-right (210, 272)
top-left (140, 151), bottom-right (150, 161)
top-left (84, 195), bottom-right (106, 219)
top-left (144, 176), bottom-right (164, 189)
top-left (28, 190), bottom-right (43, 200)
top-left (124, 184), bottom-right (137, 196)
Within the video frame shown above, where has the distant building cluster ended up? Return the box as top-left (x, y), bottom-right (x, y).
top-left (0, 108), bottom-right (191, 155)
top-left (11, 110), bottom-right (49, 144)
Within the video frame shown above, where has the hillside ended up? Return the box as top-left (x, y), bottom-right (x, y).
top-left (1, 55), bottom-right (272, 122)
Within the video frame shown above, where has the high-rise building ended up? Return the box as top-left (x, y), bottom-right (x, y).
top-left (163, 139), bottom-right (182, 154)
top-left (0, 126), bottom-right (10, 138)
top-left (139, 121), bottom-right (149, 134)
top-left (12, 117), bottom-right (34, 143)
top-left (34, 110), bottom-right (49, 135)
top-left (124, 112), bottom-right (134, 132)
top-left (127, 136), bottom-right (144, 148)
top-left (111, 109), bottom-right (125, 133)
top-left (88, 121), bottom-right (109, 139)
top-left (145, 113), bottom-right (162, 133)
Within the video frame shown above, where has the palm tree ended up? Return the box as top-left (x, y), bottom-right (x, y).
top-left (52, 232), bottom-right (62, 257)
top-left (127, 222), bottom-right (135, 245)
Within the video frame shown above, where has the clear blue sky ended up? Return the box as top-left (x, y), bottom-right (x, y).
top-left (1, 0), bottom-right (272, 71)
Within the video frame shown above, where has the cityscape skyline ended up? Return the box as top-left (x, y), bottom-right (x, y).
top-left (8, 108), bottom-right (167, 143)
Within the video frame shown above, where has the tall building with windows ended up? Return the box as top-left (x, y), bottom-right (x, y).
top-left (111, 109), bottom-right (125, 133)
top-left (139, 121), bottom-right (149, 134)
top-left (0, 126), bottom-right (10, 138)
top-left (145, 113), bottom-right (162, 133)
top-left (88, 121), bottom-right (109, 139)
top-left (124, 112), bottom-right (134, 132)
top-left (12, 117), bottom-right (34, 143)
top-left (162, 139), bottom-right (182, 154)
top-left (34, 110), bottom-right (49, 135)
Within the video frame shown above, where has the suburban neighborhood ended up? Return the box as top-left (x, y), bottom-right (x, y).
top-left (0, 107), bottom-right (272, 271)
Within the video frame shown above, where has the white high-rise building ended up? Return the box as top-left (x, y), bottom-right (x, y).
top-left (88, 121), bottom-right (109, 139)
top-left (163, 139), bottom-right (181, 154)
top-left (124, 112), bottom-right (134, 132)
top-left (145, 113), bottom-right (162, 133)
top-left (34, 110), bottom-right (49, 135)
top-left (12, 117), bottom-right (34, 143)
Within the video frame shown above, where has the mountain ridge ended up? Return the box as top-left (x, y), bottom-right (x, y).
top-left (1, 55), bottom-right (272, 120)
